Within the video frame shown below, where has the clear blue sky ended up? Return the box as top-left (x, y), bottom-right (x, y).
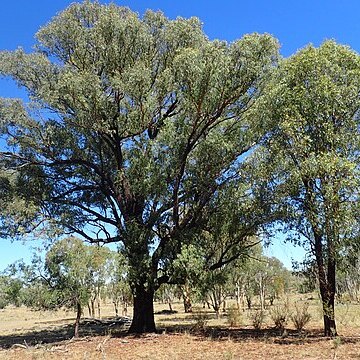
top-left (1, 0), bottom-right (359, 270)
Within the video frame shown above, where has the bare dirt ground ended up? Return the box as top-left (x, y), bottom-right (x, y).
top-left (0, 299), bottom-right (359, 359)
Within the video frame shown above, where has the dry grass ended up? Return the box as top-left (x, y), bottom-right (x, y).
top-left (0, 296), bottom-right (360, 359)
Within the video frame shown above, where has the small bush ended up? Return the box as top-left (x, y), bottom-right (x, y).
top-left (270, 302), bottom-right (289, 331)
top-left (227, 305), bottom-right (242, 327)
top-left (291, 302), bottom-right (311, 332)
top-left (251, 309), bottom-right (266, 330)
top-left (191, 308), bottom-right (208, 331)
top-left (0, 298), bottom-right (8, 309)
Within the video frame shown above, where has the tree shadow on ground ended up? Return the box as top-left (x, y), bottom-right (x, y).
top-left (1, 317), bottom-right (359, 350)
top-left (161, 324), bottom-right (360, 346)
top-left (0, 317), bottom-right (130, 349)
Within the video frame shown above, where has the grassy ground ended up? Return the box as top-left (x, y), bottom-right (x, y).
top-left (0, 296), bottom-right (360, 359)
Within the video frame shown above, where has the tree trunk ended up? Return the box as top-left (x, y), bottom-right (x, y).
top-left (91, 299), bottom-right (95, 319)
top-left (97, 295), bottom-right (101, 319)
top-left (74, 301), bottom-right (82, 338)
top-left (314, 230), bottom-right (337, 337)
top-left (128, 285), bottom-right (156, 333)
top-left (182, 285), bottom-right (192, 313)
top-left (113, 301), bottom-right (119, 317)
top-left (235, 284), bottom-right (241, 309)
top-left (246, 295), bottom-right (252, 310)
top-left (123, 301), bottom-right (128, 317)
top-left (319, 277), bottom-right (337, 336)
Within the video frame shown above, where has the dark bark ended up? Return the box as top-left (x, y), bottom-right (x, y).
top-left (113, 301), bottom-right (119, 317)
top-left (97, 295), bottom-right (101, 319)
top-left (246, 296), bottom-right (252, 310)
top-left (91, 299), bottom-right (95, 318)
top-left (74, 301), bottom-right (82, 338)
top-left (314, 231), bottom-right (337, 337)
top-left (128, 286), bottom-right (156, 333)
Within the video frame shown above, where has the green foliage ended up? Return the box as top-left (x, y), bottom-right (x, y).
top-left (0, 271), bottom-right (25, 308)
top-left (293, 260), bottom-right (317, 294)
top-left (106, 251), bottom-right (132, 316)
top-left (0, 2), bottom-right (279, 330)
top-left (261, 41), bottom-right (360, 250)
top-left (230, 243), bottom-right (291, 310)
top-left (44, 237), bottom-right (94, 310)
top-left (253, 40), bottom-right (360, 335)
top-left (291, 302), bottom-right (312, 332)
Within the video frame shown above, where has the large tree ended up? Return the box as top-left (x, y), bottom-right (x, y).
top-left (0, 1), bottom-right (279, 332)
top-left (255, 41), bottom-right (360, 336)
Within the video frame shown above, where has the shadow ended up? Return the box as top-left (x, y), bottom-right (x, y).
top-left (1, 317), bottom-right (359, 350)
top-left (162, 324), bottom-right (360, 346)
top-left (156, 310), bottom-right (222, 323)
top-left (0, 317), bottom-right (130, 349)
top-left (154, 309), bottom-right (178, 315)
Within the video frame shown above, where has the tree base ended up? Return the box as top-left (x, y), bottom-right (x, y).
top-left (128, 287), bottom-right (156, 334)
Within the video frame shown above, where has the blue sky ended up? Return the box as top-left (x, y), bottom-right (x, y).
top-left (1, 0), bottom-right (360, 270)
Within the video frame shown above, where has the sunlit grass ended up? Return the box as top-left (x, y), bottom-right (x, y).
top-left (0, 294), bottom-right (360, 359)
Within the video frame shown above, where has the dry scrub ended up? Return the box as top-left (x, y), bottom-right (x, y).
top-left (0, 297), bottom-right (360, 359)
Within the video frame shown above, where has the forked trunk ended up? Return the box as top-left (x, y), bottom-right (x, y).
top-left (128, 286), bottom-right (156, 333)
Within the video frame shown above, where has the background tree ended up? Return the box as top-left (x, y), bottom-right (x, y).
top-left (228, 244), bottom-right (290, 310)
top-left (337, 246), bottom-right (360, 302)
top-left (171, 244), bottom-right (205, 313)
top-left (44, 237), bottom-right (95, 337)
top-left (107, 251), bottom-right (132, 317)
top-left (255, 41), bottom-right (360, 336)
top-left (11, 237), bottom-right (112, 338)
top-left (0, 274), bottom-right (23, 308)
top-left (87, 245), bottom-right (112, 319)
top-left (0, 1), bottom-right (279, 332)
top-left (155, 283), bottom-right (177, 312)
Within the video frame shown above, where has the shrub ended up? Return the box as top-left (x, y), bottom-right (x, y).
top-left (191, 307), bottom-right (208, 331)
top-left (227, 305), bottom-right (242, 327)
top-left (291, 302), bottom-right (311, 332)
top-left (270, 301), bottom-right (289, 331)
top-left (0, 298), bottom-right (8, 309)
top-left (251, 309), bottom-right (266, 330)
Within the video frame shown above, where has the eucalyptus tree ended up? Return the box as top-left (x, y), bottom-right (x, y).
top-left (45, 237), bottom-right (94, 337)
top-left (107, 251), bottom-right (132, 317)
top-left (0, 1), bottom-right (279, 332)
top-left (255, 41), bottom-right (360, 335)
top-left (8, 237), bottom-right (98, 338)
top-left (87, 244), bottom-right (112, 319)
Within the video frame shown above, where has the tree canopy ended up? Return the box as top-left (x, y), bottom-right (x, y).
top-left (0, 1), bottom-right (279, 332)
top-left (255, 41), bottom-right (360, 336)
